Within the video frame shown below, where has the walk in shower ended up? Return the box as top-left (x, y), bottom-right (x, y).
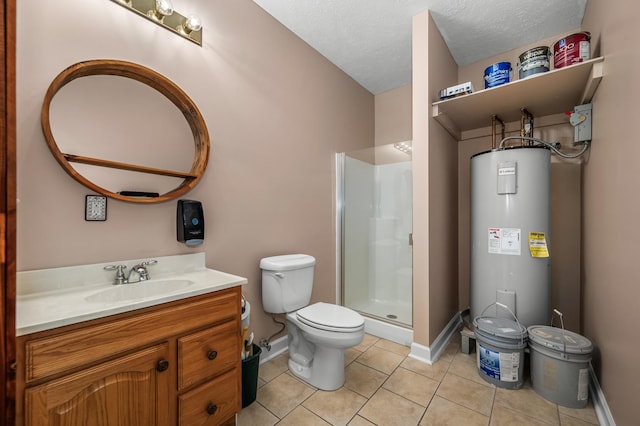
top-left (337, 143), bottom-right (413, 328)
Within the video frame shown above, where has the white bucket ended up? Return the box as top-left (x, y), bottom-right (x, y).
top-left (528, 322), bottom-right (593, 408)
top-left (474, 303), bottom-right (528, 389)
top-left (241, 297), bottom-right (251, 329)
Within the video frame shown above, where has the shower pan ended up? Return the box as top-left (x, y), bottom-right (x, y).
top-left (336, 143), bottom-right (413, 328)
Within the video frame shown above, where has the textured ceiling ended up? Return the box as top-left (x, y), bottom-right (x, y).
top-left (253, 0), bottom-right (587, 94)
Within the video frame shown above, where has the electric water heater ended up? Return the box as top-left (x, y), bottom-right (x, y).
top-left (470, 147), bottom-right (550, 326)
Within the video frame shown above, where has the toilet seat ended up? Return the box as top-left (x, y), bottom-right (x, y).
top-left (296, 302), bottom-right (364, 333)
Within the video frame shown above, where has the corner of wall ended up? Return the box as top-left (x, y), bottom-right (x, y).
top-left (411, 10), bottom-right (461, 347)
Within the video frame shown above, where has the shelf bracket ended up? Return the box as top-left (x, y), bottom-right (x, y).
top-left (581, 61), bottom-right (604, 103)
top-left (432, 105), bottom-right (461, 140)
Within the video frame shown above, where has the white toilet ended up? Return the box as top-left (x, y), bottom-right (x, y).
top-left (260, 254), bottom-right (365, 390)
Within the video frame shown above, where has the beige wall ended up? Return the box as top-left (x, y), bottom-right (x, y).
top-left (426, 14), bottom-right (460, 342)
top-left (411, 12), bottom-right (430, 346)
top-left (412, 11), bottom-right (459, 346)
top-left (581, 0), bottom-right (640, 424)
top-left (16, 0), bottom-right (373, 347)
top-left (374, 84), bottom-right (412, 146)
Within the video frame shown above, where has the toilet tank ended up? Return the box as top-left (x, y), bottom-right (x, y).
top-left (260, 254), bottom-right (316, 313)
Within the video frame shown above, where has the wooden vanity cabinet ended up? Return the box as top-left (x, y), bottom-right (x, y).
top-left (16, 286), bottom-right (242, 426)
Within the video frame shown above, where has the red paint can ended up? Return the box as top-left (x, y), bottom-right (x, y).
top-left (553, 32), bottom-right (591, 69)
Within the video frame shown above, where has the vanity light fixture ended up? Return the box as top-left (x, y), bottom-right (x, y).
top-left (110, 0), bottom-right (202, 46)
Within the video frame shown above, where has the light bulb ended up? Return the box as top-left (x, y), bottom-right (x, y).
top-left (153, 0), bottom-right (174, 20)
top-left (184, 14), bottom-right (202, 33)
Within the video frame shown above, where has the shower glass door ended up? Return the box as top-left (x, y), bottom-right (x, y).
top-left (340, 143), bottom-right (413, 327)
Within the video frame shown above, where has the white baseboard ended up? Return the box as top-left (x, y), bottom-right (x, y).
top-left (589, 365), bottom-right (616, 426)
top-left (363, 316), bottom-right (413, 346)
top-left (257, 335), bottom-right (288, 364)
top-left (409, 341), bottom-right (431, 364)
top-left (409, 311), bottom-right (462, 365)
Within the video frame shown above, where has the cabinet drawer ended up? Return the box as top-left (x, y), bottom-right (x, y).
top-left (178, 320), bottom-right (239, 391)
top-left (178, 369), bottom-right (239, 426)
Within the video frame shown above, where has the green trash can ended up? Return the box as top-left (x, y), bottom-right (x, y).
top-left (241, 344), bottom-right (262, 408)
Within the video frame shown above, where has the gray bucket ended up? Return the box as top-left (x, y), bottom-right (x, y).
top-left (517, 46), bottom-right (550, 79)
top-left (528, 324), bottom-right (593, 408)
top-left (474, 303), bottom-right (528, 389)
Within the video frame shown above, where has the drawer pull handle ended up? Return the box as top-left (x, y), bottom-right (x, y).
top-left (207, 350), bottom-right (218, 360)
top-left (156, 359), bottom-right (169, 372)
top-left (206, 403), bottom-right (218, 415)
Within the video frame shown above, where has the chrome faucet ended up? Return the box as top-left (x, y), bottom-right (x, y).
top-left (104, 260), bottom-right (157, 285)
top-left (126, 260), bottom-right (157, 283)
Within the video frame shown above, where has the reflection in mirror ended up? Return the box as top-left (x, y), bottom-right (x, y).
top-left (41, 59), bottom-right (210, 203)
top-left (50, 75), bottom-right (195, 196)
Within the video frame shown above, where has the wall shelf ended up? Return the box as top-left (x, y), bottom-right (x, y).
top-left (432, 57), bottom-right (604, 140)
top-left (41, 59), bottom-right (210, 203)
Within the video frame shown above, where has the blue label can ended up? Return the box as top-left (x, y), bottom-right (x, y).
top-left (484, 62), bottom-right (512, 89)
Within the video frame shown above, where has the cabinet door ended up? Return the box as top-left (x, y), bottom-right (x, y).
top-left (25, 343), bottom-right (171, 426)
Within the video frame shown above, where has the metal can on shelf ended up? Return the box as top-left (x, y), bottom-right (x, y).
top-left (517, 46), bottom-right (550, 79)
top-left (553, 32), bottom-right (591, 69)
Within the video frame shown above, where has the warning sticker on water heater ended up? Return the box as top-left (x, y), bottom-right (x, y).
top-left (488, 228), bottom-right (521, 255)
top-left (529, 232), bottom-right (549, 258)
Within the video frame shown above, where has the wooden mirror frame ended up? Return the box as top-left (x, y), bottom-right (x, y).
top-left (41, 59), bottom-right (210, 203)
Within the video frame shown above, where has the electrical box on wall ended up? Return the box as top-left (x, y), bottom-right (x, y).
top-left (570, 103), bottom-right (592, 145)
top-left (177, 200), bottom-right (204, 246)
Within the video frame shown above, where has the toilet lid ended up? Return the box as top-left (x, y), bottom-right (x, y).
top-left (296, 302), bottom-right (364, 332)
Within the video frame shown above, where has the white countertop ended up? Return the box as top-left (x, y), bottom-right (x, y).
top-left (16, 253), bottom-right (247, 336)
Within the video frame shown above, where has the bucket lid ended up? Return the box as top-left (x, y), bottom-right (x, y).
top-left (473, 316), bottom-right (527, 340)
top-left (527, 325), bottom-right (593, 354)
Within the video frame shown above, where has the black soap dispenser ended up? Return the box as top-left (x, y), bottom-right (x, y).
top-left (177, 200), bottom-right (204, 246)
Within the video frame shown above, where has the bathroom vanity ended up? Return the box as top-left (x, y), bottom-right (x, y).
top-left (15, 253), bottom-right (247, 426)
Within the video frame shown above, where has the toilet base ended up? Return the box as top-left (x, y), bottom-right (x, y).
top-left (284, 306), bottom-right (364, 391)
top-left (288, 345), bottom-right (346, 390)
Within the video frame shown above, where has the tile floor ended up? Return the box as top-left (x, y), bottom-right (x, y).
top-left (238, 332), bottom-right (600, 426)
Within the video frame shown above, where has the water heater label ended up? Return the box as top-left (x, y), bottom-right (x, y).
top-left (529, 232), bottom-right (550, 258)
top-left (488, 227), bottom-right (521, 255)
top-left (497, 161), bottom-right (517, 194)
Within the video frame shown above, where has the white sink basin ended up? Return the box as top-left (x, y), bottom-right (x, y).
top-left (85, 279), bottom-right (195, 303)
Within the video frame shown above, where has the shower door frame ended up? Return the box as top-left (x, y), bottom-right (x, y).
top-left (336, 150), bottom-right (413, 328)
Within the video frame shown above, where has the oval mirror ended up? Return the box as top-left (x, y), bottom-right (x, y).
top-left (41, 59), bottom-right (210, 203)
